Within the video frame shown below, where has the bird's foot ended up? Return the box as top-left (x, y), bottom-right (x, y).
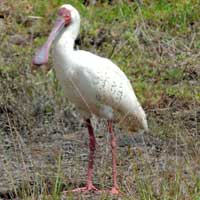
top-left (109, 187), bottom-right (121, 195)
top-left (63, 184), bottom-right (99, 194)
top-left (63, 185), bottom-right (121, 195)
top-left (72, 184), bottom-right (99, 193)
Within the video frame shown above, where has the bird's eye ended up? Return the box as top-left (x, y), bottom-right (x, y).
top-left (58, 8), bottom-right (68, 16)
top-left (65, 12), bottom-right (70, 17)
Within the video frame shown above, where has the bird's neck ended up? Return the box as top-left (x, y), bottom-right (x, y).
top-left (54, 22), bottom-right (79, 52)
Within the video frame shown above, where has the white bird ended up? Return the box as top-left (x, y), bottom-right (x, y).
top-left (33, 4), bottom-right (148, 195)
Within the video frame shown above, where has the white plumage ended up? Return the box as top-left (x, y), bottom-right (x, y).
top-left (52, 5), bottom-right (148, 132)
top-left (33, 4), bottom-right (148, 194)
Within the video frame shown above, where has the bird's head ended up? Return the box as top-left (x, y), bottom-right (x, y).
top-left (32, 4), bottom-right (80, 67)
top-left (57, 4), bottom-right (80, 26)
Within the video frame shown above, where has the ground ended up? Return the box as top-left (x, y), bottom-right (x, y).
top-left (0, 0), bottom-right (200, 199)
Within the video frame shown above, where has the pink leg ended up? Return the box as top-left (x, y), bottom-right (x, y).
top-left (71, 119), bottom-right (99, 193)
top-left (108, 120), bottom-right (120, 194)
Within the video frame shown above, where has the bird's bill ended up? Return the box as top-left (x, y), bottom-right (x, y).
top-left (32, 17), bottom-right (65, 66)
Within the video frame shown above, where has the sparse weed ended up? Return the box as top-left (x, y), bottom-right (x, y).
top-left (0, 0), bottom-right (199, 199)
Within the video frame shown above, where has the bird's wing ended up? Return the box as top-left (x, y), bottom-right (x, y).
top-left (66, 50), bottom-right (147, 132)
top-left (73, 50), bottom-right (139, 115)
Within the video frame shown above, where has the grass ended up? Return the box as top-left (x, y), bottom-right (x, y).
top-left (0, 0), bottom-right (200, 199)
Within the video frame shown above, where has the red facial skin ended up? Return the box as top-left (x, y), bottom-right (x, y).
top-left (58, 7), bottom-right (71, 25)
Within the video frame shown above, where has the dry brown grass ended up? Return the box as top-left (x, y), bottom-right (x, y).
top-left (0, 0), bottom-right (200, 199)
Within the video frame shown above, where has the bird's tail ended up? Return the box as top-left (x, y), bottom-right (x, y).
top-left (122, 105), bottom-right (148, 133)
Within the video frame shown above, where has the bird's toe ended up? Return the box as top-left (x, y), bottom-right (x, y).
top-left (110, 187), bottom-right (121, 195)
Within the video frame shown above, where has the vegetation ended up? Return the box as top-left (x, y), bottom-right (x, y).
top-left (0, 0), bottom-right (199, 199)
